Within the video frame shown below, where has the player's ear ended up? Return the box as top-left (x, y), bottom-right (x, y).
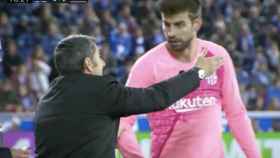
top-left (192, 18), bottom-right (202, 32)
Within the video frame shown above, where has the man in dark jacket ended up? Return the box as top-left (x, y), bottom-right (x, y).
top-left (34, 34), bottom-right (223, 158)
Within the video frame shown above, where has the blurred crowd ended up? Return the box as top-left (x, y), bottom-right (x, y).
top-left (0, 0), bottom-right (279, 130)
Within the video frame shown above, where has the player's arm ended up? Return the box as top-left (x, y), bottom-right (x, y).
top-left (221, 47), bottom-right (261, 158)
top-left (117, 59), bottom-right (153, 158)
top-left (117, 116), bottom-right (142, 158)
top-left (117, 57), bottom-right (157, 157)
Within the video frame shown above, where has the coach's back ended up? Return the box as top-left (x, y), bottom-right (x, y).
top-left (35, 74), bottom-right (121, 158)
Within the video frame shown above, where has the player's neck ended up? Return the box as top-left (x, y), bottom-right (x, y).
top-left (170, 38), bottom-right (198, 63)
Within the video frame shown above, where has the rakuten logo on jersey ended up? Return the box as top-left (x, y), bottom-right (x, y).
top-left (168, 96), bottom-right (217, 112)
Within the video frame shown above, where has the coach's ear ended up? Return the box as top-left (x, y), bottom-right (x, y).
top-left (83, 57), bottom-right (95, 73)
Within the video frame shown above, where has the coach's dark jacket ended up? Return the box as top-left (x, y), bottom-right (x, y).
top-left (0, 147), bottom-right (12, 158)
top-left (34, 68), bottom-right (200, 158)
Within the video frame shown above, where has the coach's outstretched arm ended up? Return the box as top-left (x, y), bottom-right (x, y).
top-left (105, 52), bottom-right (223, 117)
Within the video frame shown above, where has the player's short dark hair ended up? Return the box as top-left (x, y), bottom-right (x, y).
top-left (54, 34), bottom-right (96, 75)
top-left (157, 0), bottom-right (202, 20)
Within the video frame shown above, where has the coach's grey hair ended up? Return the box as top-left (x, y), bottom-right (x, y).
top-left (54, 34), bottom-right (96, 75)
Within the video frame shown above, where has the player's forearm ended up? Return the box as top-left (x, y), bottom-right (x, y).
top-left (227, 113), bottom-right (261, 158)
top-left (117, 125), bottom-right (144, 158)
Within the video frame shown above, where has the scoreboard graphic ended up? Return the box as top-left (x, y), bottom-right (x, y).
top-left (5, 0), bottom-right (88, 3)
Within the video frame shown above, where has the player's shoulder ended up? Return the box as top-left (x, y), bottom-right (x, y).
top-left (198, 38), bottom-right (230, 57)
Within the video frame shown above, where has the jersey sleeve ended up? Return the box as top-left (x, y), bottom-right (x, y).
top-left (117, 57), bottom-right (155, 158)
top-left (220, 47), bottom-right (261, 158)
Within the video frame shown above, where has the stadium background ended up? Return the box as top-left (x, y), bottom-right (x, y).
top-left (0, 0), bottom-right (279, 157)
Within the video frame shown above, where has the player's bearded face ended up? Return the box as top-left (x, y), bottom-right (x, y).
top-left (162, 11), bottom-right (195, 52)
